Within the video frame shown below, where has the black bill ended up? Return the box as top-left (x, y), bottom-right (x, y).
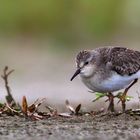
top-left (70, 68), bottom-right (81, 81)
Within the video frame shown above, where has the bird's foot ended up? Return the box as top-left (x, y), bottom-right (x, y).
top-left (116, 92), bottom-right (127, 112)
top-left (117, 79), bottom-right (138, 112)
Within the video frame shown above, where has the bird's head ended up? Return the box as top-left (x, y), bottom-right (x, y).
top-left (71, 50), bottom-right (98, 81)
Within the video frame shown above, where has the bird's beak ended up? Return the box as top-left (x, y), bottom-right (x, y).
top-left (70, 68), bottom-right (81, 81)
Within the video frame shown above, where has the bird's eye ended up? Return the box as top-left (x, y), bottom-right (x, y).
top-left (85, 61), bottom-right (89, 65)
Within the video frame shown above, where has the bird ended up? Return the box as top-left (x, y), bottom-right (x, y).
top-left (70, 46), bottom-right (140, 112)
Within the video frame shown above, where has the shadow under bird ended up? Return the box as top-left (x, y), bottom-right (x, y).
top-left (71, 46), bottom-right (140, 112)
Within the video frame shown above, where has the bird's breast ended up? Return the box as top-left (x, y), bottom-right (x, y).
top-left (80, 71), bottom-right (137, 93)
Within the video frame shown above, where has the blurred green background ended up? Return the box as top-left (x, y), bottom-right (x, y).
top-left (0, 0), bottom-right (140, 46)
top-left (0, 0), bottom-right (140, 109)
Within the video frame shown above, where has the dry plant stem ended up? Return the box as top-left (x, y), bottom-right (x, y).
top-left (1, 66), bottom-right (16, 105)
top-left (6, 102), bottom-right (21, 114)
top-left (45, 105), bottom-right (56, 113)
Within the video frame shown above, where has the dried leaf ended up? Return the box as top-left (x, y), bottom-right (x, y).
top-left (59, 112), bottom-right (71, 117)
top-left (28, 98), bottom-right (40, 113)
top-left (30, 113), bottom-right (44, 120)
top-left (45, 105), bottom-right (55, 113)
top-left (28, 104), bottom-right (36, 113)
top-left (22, 96), bottom-right (28, 115)
top-left (65, 100), bottom-right (75, 114)
top-left (28, 98), bottom-right (46, 113)
top-left (75, 104), bottom-right (81, 115)
top-left (35, 98), bottom-right (46, 109)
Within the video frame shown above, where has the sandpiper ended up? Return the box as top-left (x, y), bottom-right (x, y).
top-left (71, 46), bottom-right (140, 112)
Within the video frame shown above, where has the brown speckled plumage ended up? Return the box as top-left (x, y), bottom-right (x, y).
top-left (76, 47), bottom-right (140, 76)
top-left (109, 47), bottom-right (140, 75)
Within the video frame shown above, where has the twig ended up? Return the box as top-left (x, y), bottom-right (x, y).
top-left (6, 102), bottom-right (21, 114)
top-left (1, 66), bottom-right (16, 106)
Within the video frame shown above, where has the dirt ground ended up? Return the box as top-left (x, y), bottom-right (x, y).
top-left (0, 112), bottom-right (140, 140)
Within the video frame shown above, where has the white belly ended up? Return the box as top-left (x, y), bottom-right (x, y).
top-left (81, 71), bottom-right (140, 93)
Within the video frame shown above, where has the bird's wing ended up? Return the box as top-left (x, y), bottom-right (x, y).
top-left (108, 47), bottom-right (140, 75)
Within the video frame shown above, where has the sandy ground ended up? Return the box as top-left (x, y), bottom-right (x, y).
top-left (0, 113), bottom-right (140, 140)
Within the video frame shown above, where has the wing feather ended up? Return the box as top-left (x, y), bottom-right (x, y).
top-left (108, 47), bottom-right (140, 75)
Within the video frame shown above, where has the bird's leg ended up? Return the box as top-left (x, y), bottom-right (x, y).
top-left (107, 92), bottom-right (115, 112)
top-left (119, 79), bottom-right (138, 112)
